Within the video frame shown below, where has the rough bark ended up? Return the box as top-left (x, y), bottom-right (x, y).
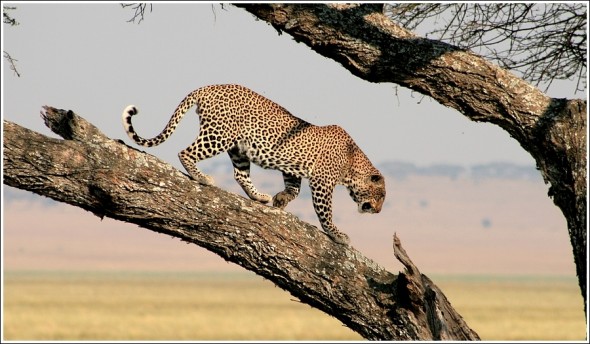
top-left (235, 3), bottom-right (588, 315)
top-left (3, 107), bottom-right (479, 340)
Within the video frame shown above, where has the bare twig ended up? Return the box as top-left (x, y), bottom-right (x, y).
top-left (3, 51), bottom-right (21, 77)
top-left (121, 3), bottom-right (152, 24)
top-left (3, 5), bottom-right (19, 26)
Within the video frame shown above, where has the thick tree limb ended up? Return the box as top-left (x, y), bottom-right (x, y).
top-left (235, 3), bottom-right (587, 315)
top-left (2, 108), bottom-right (479, 340)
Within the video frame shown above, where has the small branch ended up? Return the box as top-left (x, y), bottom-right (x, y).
top-left (392, 233), bottom-right (479, 340)
top-left (121, 3), bottom-right (152, 24)
top-left (393, 232), bottom-right (420, 276)
top-left (3, 51), bottom-right (20, 77)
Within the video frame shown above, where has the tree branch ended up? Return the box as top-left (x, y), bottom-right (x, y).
top-left (383, 3), bottom-right (587, 92)
top-left (2, 108), bottom-right (479, 340)
top-left (234, 3), bottom-right (587, 316)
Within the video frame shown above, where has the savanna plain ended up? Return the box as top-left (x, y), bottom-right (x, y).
top-left (2, 271), bottom-right (586, 341)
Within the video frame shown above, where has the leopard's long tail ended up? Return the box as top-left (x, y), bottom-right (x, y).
top-left (122, 89), bottom-right (200, 147)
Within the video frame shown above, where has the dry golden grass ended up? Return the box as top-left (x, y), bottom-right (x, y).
top-left (3, 271), bottom-right (360, 340)
top-left (3, 271), bottom-right (587, 341)
top-left (434, 275), bottom-right (587, 341)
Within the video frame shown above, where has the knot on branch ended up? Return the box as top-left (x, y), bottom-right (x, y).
top-left (88, 182), bottom-right (117, 220)
top-left (41, 106), bottom-right (110, 144)
top-left (41, 106), bottom-right (76, 140)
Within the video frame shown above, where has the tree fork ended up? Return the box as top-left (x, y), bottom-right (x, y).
top-left (235, 3), bottom-right (588, 315)
top-left (3, 107), bottom-right (479, 340)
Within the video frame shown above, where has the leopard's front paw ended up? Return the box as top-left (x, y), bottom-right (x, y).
top-left (327, 230), bottom-right (350, 245)
top-left (272, 191), bottom-right (294, 209)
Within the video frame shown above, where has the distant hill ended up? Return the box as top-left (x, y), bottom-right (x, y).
top-left (203, 159), bottom-right (542, 182)
top-left (377, 161), bottom-right (542, 182)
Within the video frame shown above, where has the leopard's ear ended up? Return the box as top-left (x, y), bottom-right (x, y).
top-left (370, 174), bottom-right (382, 183)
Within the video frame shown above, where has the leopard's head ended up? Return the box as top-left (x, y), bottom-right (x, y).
top-left (346, 150), bottom-right (386, 214)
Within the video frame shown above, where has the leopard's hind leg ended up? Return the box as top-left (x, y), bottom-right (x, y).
top-left (179, 121), bottom-right (235, 185)
top-left (178, 145), bottom-right (215, 185)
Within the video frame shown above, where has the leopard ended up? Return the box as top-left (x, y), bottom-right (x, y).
top-left (122, 84), bottom-right (385, 245)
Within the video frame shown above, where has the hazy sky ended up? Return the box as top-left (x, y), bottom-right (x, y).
top-left (4, 2), bottom-right (582, 173)
top-left (1, 3), bottom-right (581, 279)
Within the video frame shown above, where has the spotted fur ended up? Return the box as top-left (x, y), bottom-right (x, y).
top-left (122, 84), bottom-right (385, 245)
